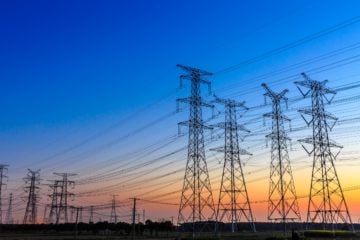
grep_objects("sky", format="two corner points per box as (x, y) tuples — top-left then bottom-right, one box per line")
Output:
(1, 0), (360, 224)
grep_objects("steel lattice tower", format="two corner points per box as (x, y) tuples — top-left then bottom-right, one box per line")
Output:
(262, 84), (301, 232)
(295, 73), (353, 231)
(79, 207), (83, 223)
(110, 195), (118, 223)
(89, 206), (94, 223)
(176, 64), (216, 233)
(0, 164), (8, 224)
(23, 169), (41, 224)
(55, 172), (76, 224)
(48, 180), (59, 224)
(43, 205), (48, 223)
(211, 95), (255, 232)
(6, 193), (13, 224)
(70, 207), (75, 223)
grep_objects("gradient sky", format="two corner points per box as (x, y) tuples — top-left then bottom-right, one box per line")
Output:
(1, 0), (360, 223)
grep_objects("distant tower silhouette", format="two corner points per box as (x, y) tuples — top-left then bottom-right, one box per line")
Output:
(6, 193), (13, 224)
(176, 64), (216, 234)
(0, 164), (8, 224)
(295, 73), (353, 231)
(79, 207), (83, 223)
(43, 205), (48, 223)
(262, 84), (301, 232)
(110, 195), (118, 223)
(89, 206), (94, 223)
(211, 95), (255, 232)
(70, 207), (75, 223)
(48, 180), (59, 224)
(54, 173), (76, 224)
(23, 169), (41, 224)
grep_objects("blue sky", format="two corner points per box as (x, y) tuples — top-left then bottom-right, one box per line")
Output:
(2, 0), (359, 130)
(1, 0), (360, 222)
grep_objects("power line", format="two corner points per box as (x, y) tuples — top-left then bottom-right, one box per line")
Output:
(215, 15), (360, 74)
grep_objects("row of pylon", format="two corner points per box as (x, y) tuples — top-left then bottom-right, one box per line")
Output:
(0, 167), (133, 225)
(176, 64), (353, 234)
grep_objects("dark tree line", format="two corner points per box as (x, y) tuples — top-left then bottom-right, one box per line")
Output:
(0, 220), (175, 236)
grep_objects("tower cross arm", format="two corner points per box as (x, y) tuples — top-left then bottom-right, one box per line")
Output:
(262, 83), (289, 100)
(53, 173), (77, 177)
(178, 120), (213, 130)
(177, 97), (214, 109)
(265, 132), (290, 141)
(296, 72), (336, 96)
(212, 94), (249, 110)
(299, 108), (338, 121)
(210, 146), (252, 155)
(211, 122), (250, 133)
(263, 112), (291, 122)
(176, 64), (213, 76)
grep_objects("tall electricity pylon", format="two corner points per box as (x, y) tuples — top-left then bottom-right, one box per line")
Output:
(211, 95), (255, 232)
(176, 64), (216, 233)
(262, 84), (301, 232)
(6, 193), (13, 224)
(48, 180), (59, 223)
(110, 195), (118, 223)
(295, 73), (353, 231)
(23, 169), (41, 224)
(79, 207), (83, 223)
(70, 206), (75, 223)
(89, 206), (94, 223)
(0, 164), (8, 224)
(55, 172), (76, 224)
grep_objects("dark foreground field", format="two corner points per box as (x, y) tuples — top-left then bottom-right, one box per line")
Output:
(1, 232), (360, 240)
(1, 222), (360, 240)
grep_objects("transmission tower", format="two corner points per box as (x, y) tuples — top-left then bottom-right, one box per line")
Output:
(70, 206), (75, 223)
(211, 95), (255, 232)
(89, 206), (94, 223)
(79, 207), (83, 223)
(131, 197), (137, 240)
(0, 164), (8, 224)
(176, 64), (216, 233)
(6, 193), (13, 224)
(48, 180), (59, 223)
(110, 195), (118, 223)
(54, 172), (76, 224)
(262, 84), (301, 232)
(23, 169), (41, 224)
(43, 205), (48, 224)
(295, 73), (353, 231)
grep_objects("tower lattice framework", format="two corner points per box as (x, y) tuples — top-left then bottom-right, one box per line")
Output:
(55, 172), (76, 224)
(176, 64), (216, 232)
(110, 195), (118, 223)
(0, 164), (8, 224)
(211, 95), (255, 232)
(48, 180), (59, 223)
(79, 207), (83, 223)
(23, 169), (41, 224)
(89, 206), (94, 223)
(295, 73), (353, 230)
(6, 193), (13, 224)
(262, 84), (301, 231)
